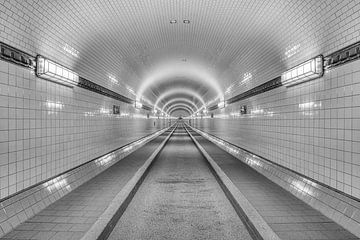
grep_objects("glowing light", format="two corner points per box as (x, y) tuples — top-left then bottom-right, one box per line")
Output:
(218, 101), (226, 109)
(126, 86), (136, 95)
(250, 108), (264, 115)
(84, 111), (95, 117)
(133, 113), (147, 118)
(45, 100), (64, 115)
(43, 177), (71, 193)
(134, 101), (143, 109)
(299, 101), (322, 116)
(242, 72), (252, 83)
(95, 153), (115, 166)
(285, 44), (300, 58)
(195, 105), (207, 114)
(169, 107), (192, 116)
(225, 83), (235, 95)
(46, 100), (64, 110)
(162, 98), (199, 112)
(291, 179), (315, 196)
(136, 61), (223, 102)
(281, 56), (323, 87)
(123, 146), (133, 152)
(166, 103), (195, 114)
(120, 112), (130, 117)
(109, 75), (118, 84)
(213, 114), (229, 119)
(207, 97), (218, 106)
(36, 56), (79, 87)
(100, 108), (111, 115)
(142, 97), (152, 105)
(154, 88), (206, 110)
(299, 101), (322, 110)
(227, 146), (239, 155)
(230, 112), (241, 117)
(266, 111), (275, 117)
(63, 44), (79, 57)
(245, 156), (262, 167)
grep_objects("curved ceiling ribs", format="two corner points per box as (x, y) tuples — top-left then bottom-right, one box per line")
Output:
(26, 0), (330, 117)
(169, 107), (192, 116)
(162, 98), (199, 113)
(136, 62), (224, 109)
(166, 103), (194, 114)
(154, 88), (206, 112)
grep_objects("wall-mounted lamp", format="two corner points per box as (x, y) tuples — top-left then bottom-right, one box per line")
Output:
(134, 101), (143, 109)
(218, 101), (226, 109)
(36, 55), (79, 87)
(281, 55), (323, 87)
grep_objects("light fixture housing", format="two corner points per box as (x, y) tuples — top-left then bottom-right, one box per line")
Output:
(36, 55), (79, 87)
(170, 20), (177, 24)
(218, 101), (226, 109)
(183, 19), (190, 24)
(281, 55), (323, 87)
(134, 101), (143, 109)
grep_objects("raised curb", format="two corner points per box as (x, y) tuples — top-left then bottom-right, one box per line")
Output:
(188, 124), (360, 238)
(0, 126), (170, 238)
(80, 126), (177, 240)
(185, 126), (281, 240)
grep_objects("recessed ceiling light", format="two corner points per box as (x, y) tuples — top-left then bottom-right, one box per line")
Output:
(170, 20), (177, 24)
(183, 20), (190, 24)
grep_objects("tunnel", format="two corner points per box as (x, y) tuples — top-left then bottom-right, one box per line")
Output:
(1, 1), (360, 239)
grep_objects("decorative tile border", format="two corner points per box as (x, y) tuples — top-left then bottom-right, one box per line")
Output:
(188, 125), (360, 238)
(0, 127), (169, 237)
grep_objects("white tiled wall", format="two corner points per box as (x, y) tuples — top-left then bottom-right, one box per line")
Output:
(190, 125), (360, 237)
(193, 59), (360, 200)
(0, 60), (167, 200)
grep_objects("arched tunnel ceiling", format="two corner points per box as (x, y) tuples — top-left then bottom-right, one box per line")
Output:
(170, 107), (192, 117)
(3, 0), (355, 116)
(167, 103), (194, 115)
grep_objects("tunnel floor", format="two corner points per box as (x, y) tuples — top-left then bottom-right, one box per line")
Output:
(107, 126), (252, 240)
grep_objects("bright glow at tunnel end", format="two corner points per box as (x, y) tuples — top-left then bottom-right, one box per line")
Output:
(135, 61), (224, 104)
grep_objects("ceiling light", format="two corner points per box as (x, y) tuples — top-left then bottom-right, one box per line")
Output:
(183, 20), (190, 24)
(281, 55), (323, 87)
(36, 55), (79, 87)
(170, 20), (177, 24)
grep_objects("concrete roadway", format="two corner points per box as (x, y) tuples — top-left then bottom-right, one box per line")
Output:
(108, 125), (252, 240)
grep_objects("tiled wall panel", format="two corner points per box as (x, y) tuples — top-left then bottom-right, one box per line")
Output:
(0, 60), (168, 200)
(0, 126), (168, 237)
(193, 59), (360, 200)
(189, 125), (360, 237)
